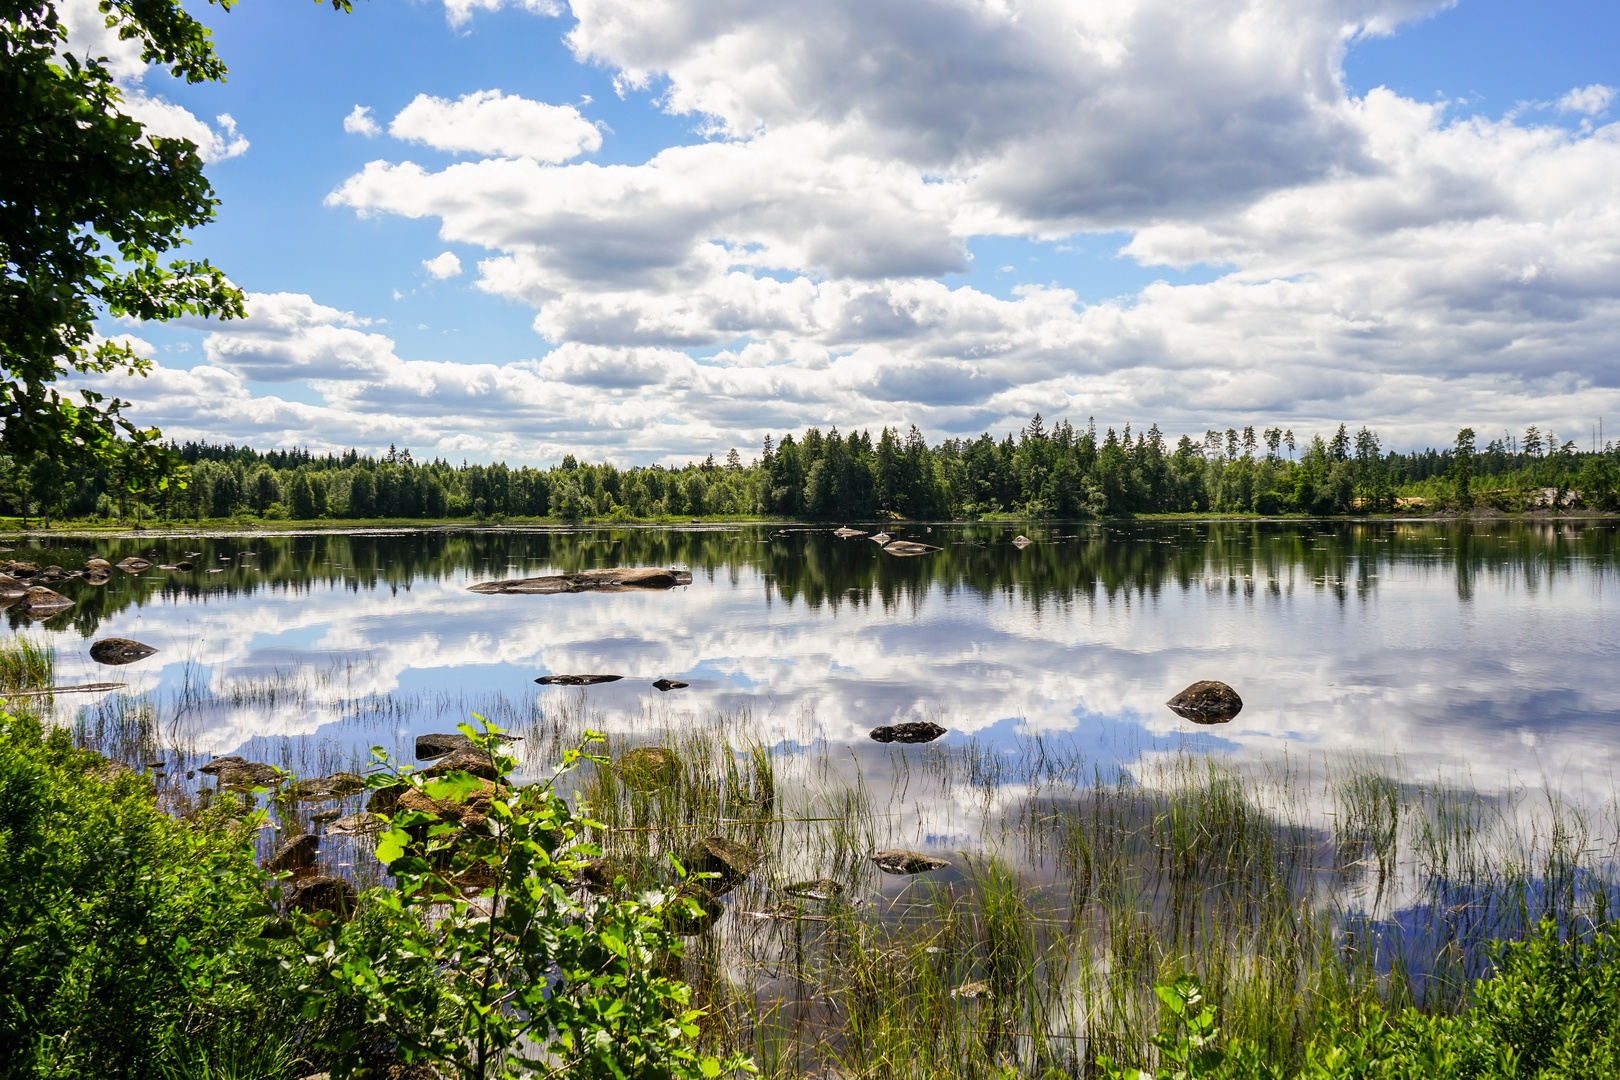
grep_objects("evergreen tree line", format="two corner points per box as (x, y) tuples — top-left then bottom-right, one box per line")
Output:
(3, 419), (1617, 524)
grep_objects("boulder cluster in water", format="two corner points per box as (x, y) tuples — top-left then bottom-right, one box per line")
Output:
(0, 552), (208, 620)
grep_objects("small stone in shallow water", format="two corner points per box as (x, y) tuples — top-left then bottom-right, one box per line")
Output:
(269, 833), (318, 874)
(18, 586), (73, 616)
(869, 721), (946, 745)
(951, 980), (994, 1000)
(327, 812), (384, 835)
(652, 678), (688, 691)
(420, 748), (498, 781)
(1012, 535), (1033, 548)
(535, 673), (623, 686)
(287, 875), (355, 918)
(783, 877), (845, 900)
(833, 527), (867, 538)
(1166, 680), (1244, 723)
(89, 638), (158, 665)
(310, 809), (342, 824)
(883, 541), (940, 556)
(688, 835), (757, 895)
(870, 849), (949, 875)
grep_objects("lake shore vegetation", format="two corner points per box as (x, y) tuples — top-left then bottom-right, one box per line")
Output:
(5, 419), (1618, 528)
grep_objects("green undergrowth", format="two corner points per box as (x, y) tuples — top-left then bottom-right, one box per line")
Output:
(1102, 923), (1620, 1079)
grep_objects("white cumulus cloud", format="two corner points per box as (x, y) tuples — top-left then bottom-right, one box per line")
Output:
(388, 90), (601, 162)
(422, 252), (464, 279)
(344, 105), (382, 136)
(441, 0), (559, 28)
(1558, 84), (1616, 116)
(121, 93), (249, 162)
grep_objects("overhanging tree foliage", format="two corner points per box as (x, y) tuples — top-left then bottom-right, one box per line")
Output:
(1, 0), (252, 491)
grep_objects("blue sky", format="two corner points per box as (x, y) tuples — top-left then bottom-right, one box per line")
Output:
(72, 0), (1620, 463)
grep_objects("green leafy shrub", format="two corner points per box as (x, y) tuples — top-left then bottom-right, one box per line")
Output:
(299, 719), (757, 1080)
(0, 714), (289, 1078)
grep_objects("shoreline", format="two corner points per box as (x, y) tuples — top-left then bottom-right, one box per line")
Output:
(1, 506), (1615, 540)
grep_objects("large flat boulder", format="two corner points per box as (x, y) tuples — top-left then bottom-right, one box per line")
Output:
(469, 566), (692, 594)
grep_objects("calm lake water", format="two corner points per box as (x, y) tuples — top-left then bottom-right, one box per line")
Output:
(15, 518), (1620, 1055)
(9, 518), (1620, 790)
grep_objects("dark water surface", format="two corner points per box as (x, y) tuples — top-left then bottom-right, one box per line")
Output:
(9, 518), (1619, 787)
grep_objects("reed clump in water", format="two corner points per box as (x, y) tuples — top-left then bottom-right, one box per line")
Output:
(0, 636), (54, 693)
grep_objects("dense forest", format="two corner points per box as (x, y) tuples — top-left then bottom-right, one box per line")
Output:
(5, 418), (1617, 523)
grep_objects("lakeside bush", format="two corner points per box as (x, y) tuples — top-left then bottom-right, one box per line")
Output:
(0, 712), (747, 1079)
(0, 712), (296, 1077)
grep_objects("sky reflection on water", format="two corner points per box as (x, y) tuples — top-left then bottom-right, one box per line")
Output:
(8, 518), (1619, 789)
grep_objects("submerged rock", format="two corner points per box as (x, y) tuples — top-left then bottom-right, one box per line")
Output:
(310, 809), (342, 825)
(174, 561), (195, 571)
(951, 980), (995, 1000)
(269, 833), (319, 875)
(294, 772), (367, 800)
(366, 785), (403, 815)
(287, 875), (355, 918)
(326, 812), (384, 835)
(420, 748), (499, 782)
(198, 755), (247, 774)
(1166, 680), (1244, 723)
(870, 849), (949, 875)
(579, 856), (618, 894)
(213, 760), (282, 789)
(89, 638), (158, 665)
(783, 877), (845, 901)
(869, 721), (947, 745)
(688, 835), (757, 895)
(1012, 535), (1033, 549)
(535, 674), (623, 686)
(416, 732), (474, 759)
(84, 558), (111, 572)
(833, 527), (867, 538)
(651, 678), (688, 692)
(2, 560), (38, 578)
(666, 881), (723, 935)
(116, 557), (153, 572)
(870, 532), (892, 544)
(396, 777), (502, 829)
(883, 541), (941, 557)
(615, 746), (681, 792)
(414, 731), (518, 759)
(470, 567), (693, 595)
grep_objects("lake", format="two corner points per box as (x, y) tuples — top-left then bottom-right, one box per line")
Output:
(11, 518), (1620, 788)
(9, 518), (1620, 1070)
